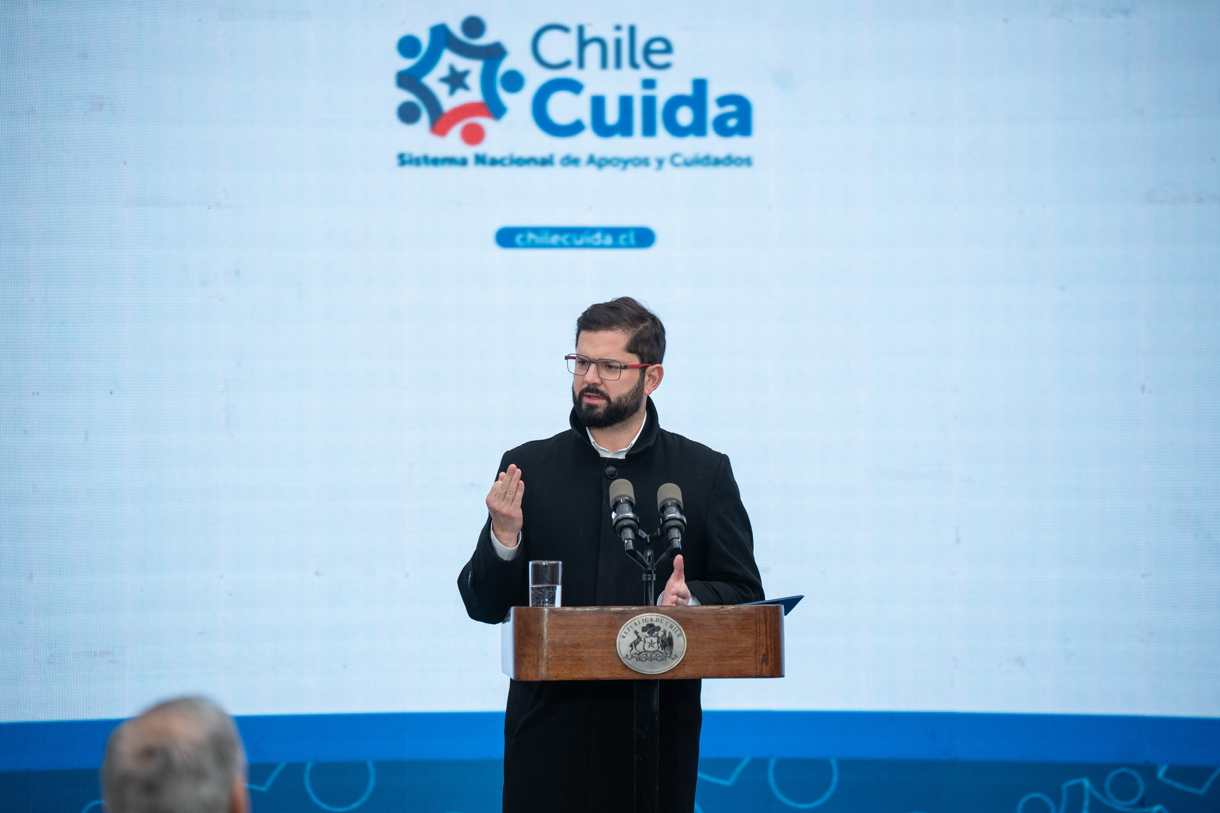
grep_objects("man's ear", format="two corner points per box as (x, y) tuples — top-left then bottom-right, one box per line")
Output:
(230, 774), (250, 813)
(644, 364), (664, 396)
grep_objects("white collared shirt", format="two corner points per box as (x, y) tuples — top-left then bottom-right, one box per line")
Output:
(584, 411), (647, 459)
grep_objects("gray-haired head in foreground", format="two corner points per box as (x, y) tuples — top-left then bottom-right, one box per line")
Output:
(102, 696), (247, 813)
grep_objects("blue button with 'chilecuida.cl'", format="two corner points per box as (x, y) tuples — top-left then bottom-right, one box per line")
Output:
(496, 227), (655, 249)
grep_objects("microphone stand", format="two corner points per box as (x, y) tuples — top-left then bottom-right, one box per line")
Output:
(619, 514), (684, 813)
(623, 529), (681, 607)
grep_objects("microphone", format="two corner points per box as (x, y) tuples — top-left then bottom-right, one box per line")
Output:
(657, 483), (686, 548)
(609, 479), (639, 550)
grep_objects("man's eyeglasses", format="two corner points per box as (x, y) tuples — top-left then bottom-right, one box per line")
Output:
(565, 354), (652, 380)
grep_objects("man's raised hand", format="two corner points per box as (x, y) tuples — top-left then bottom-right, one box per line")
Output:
(660, 554), (691, 606)
(486, 464), (524, 548)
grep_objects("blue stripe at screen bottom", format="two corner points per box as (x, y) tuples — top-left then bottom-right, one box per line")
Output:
(2, 711), (1218, 773)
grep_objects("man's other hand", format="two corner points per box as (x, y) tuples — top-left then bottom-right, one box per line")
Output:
(486, 464), (524, 548)
(660, 554), (691, 606)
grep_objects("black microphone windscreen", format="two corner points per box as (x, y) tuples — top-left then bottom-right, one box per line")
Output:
(657, 483), (683, 510)
(610, 479), (636, 504)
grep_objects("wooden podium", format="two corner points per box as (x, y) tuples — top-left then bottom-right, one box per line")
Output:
(502, 605), (785, 813)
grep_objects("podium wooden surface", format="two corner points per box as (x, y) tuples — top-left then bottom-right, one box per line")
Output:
(501, 604), (785, 681)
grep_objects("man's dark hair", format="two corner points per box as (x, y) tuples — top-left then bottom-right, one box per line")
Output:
(575, 297), (666, 364)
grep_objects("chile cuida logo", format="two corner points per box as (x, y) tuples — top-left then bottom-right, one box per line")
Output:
(396, 15), (753, 146)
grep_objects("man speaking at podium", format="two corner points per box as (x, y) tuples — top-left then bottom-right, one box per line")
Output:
(458, 296), (764, 813)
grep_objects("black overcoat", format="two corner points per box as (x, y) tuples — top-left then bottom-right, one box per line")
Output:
(458, 397), (765, 813)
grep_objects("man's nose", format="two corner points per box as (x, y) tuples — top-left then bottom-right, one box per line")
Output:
(583, 364), (603, 384)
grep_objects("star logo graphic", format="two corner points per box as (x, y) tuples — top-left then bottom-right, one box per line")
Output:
(439, 64), (471, 96)
(395, 15), (526, 146)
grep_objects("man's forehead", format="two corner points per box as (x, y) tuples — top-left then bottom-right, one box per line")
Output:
(576, 329), (635, 358)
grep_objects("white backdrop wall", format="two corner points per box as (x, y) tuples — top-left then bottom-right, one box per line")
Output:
(2, 0), (1218, 724)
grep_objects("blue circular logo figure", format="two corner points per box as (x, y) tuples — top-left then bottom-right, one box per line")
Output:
(397, 101), (422, 125)
(395, 16), (525, 146)
(461, 16), (485, 40)
(500, 69), (524, 94)
(397, 35), (422, 60)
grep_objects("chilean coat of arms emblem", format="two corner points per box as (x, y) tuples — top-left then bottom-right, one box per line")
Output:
(616, 614), (687, 675)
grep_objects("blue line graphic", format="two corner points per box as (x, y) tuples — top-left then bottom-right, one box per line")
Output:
(697, 756), (752, 786)
(1018, 771), (1169, 813)
(767, 757), (839, 809)
(247, 761), (286, 792)
(694, 755), (840, 810)
(1018, 794), (1056, 813)
(1157, 765), (1220, 795)
(303, 761), (376, 811)
(1106, 768), (1145, 807)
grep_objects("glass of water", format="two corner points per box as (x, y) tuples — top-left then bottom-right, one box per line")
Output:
(529, 560), (562, 608)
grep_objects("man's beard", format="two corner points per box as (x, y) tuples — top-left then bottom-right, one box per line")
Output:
(573, 373), (647, 429)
